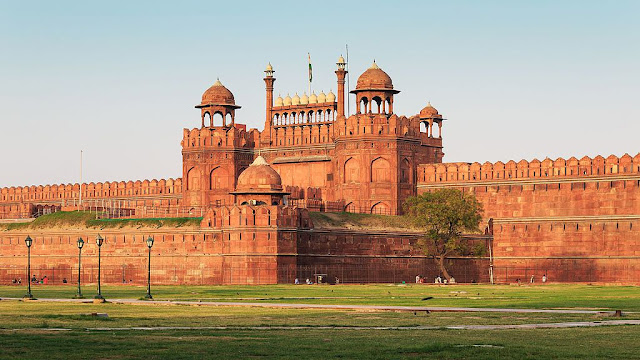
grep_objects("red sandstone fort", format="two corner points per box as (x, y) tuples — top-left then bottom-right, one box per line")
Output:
(1, 57), (638, 284)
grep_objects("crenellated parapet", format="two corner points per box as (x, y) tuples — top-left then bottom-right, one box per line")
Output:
(200, 204), (312, 230)
(0, 178), (183, 204)
(181, 124), (256, 150)
(418, 153), (640, 184)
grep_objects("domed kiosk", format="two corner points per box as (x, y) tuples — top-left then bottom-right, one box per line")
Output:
(196, 79), (241, 128)
(419, 102), (444, 138)
(231, 156), (288, 206)
(350, 61), (399, 114)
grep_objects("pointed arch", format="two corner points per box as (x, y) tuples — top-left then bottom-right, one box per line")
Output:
(400, 158), (411, 183)
(344, 157), (359, 183)
(186, 167), (200, 191)
(371, 202), (389, 215)
(371, 157), (390, 182)
(209, 166), (229, 190)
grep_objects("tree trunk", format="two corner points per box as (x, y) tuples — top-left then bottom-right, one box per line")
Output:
(437, 255), (452, 281)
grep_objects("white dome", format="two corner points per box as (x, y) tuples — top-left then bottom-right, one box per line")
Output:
(292, 93), (300, 106)
(300, 93), (309, 105)
(327, 90), (336, 102)
(284, 94), (292, 106)
(274, 94), (283, 107)
(309, 92), (318, 104)
(318, 91), (326, 103)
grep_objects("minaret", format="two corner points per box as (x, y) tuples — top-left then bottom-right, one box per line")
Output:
(335, 55), (347, 118)
(264, 63), (275, 129)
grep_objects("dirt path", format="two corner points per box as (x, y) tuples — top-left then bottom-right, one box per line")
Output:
(1, 296), (622, 315)
(2, 320), (640, 332)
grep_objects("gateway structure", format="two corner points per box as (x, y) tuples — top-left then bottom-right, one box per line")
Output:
(1, 57), (639, 284)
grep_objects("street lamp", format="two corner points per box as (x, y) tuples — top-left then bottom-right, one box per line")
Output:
(145, 236), (154, 300)
(23, 235), (34, 300)
(75, 238), (85, 299)
(95, 234), (105, 301)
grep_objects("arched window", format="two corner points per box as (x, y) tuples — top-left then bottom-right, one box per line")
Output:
(371, 202), (389, 215)
(372, 96), (382, 113)
(345, 202), (356, 213)
(359, 97), (368, 113)
(210, 167), (229, 190)
(186, 167), (200, 191)
(344, 158), (359, 183)
(400, 158), (411, 183)
(212, 112), (224, 127)
(371, 157), (391, 182)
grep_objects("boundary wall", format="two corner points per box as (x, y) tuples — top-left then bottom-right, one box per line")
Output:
(0, 227), (490, 285)
(418, 153), (640, 284)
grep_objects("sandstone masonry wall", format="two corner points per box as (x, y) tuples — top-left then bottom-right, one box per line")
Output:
(418, 153), (640, 283)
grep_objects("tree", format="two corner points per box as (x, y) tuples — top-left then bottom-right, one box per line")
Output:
(404, 188), (484, 281)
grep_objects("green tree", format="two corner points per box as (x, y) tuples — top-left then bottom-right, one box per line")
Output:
(404, 188), (484, 281)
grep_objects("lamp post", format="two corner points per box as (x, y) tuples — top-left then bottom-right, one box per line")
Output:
(95, 234), (104, 301)
(145, 236), (154, 300)
(75, 238), (85, 298)
(23, 236), (34, 300)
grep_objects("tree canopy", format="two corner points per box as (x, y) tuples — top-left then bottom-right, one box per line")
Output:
(404, 188), (484, 281)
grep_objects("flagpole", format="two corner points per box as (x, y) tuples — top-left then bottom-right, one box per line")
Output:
(308, 53), (312, 95)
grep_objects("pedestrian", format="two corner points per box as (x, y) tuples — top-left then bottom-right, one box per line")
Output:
(294, 278), (299, 285)
(542, 274), (547, 283)
(530, 275), (535, 283)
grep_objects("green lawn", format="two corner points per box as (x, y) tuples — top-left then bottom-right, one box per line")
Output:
(2, 284), (639, 311)
(0, 301), (627, 330)
(1, 284), (640, 359)
(1, 327), (639, 359)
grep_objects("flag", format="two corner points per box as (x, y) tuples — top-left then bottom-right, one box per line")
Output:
(308, 53), (312, 83)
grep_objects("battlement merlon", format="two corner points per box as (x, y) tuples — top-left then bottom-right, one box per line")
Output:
(418, 153), (640, 184)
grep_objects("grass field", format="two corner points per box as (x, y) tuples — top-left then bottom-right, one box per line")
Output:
(2, 283), (640, 310)
(1, 284), (639, 359)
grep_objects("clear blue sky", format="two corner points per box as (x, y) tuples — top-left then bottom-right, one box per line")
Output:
(1, 1), (638, 187)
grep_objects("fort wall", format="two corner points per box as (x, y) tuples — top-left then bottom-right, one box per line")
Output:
(418, 153), (640, 283)
(0, 178), (183, 219)
(0, 226), (489, 285)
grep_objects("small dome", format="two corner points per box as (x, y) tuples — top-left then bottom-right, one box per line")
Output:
(326, 90), (336, 102)
(309, 92), (318, 104)
(318, 91), (326, 103)
(355, 61), (393, 91)
(300, 93), (309, 105)
(235, 156), (283, 193)
(201, 79), (236, 105)
(337, 55), (345, 64)
(274, 94), (283, 107)
(284, 94), (292, 106)
(292, 93), (300, 106)
(419, 102), (442, 119)
(265, 62), (273, 72)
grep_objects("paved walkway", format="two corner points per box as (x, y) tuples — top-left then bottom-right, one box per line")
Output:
(0, 297), (621, 315)
(2, 320), (640, 332)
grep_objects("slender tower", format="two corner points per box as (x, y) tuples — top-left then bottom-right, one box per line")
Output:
(264, 63), (276, 144)
(335, 56), (347, 118)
